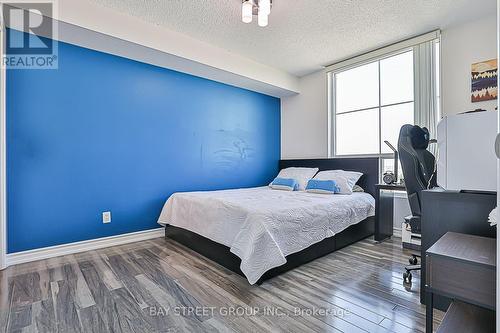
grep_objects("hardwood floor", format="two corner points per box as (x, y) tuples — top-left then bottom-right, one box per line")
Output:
(0, 236), (443, 332)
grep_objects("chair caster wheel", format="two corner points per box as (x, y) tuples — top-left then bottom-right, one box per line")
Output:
(403, 271), (412, 284)
(409, 256), (418, 265)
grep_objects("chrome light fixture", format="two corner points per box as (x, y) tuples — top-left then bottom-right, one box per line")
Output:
(241, 1), (253, 23)
(241, 0), (272, 27)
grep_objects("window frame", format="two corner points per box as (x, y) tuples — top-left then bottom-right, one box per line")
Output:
(329, 47), (415, 159)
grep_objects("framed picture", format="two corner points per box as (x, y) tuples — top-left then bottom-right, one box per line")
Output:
(471, 59), (498, 102)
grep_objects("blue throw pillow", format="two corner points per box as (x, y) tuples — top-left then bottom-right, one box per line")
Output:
(306, 179), (340, 194)
(270, 177), (298, 191)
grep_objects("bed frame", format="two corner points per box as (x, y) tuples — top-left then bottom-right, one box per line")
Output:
(164, 157), (380, 284)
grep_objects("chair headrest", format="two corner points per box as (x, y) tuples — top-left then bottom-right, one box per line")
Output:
(400, 125), (430, 150)
(409, 126), (430, 150)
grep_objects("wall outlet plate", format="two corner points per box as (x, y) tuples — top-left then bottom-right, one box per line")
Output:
(102, 211), (111, 224)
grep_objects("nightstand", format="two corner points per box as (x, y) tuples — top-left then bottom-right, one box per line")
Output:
(374, 183), (406, 242)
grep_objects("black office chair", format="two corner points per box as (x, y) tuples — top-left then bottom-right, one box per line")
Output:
(398, 125), (437, 284)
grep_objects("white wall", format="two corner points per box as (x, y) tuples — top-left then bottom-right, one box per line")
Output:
(496, 1), (499, 328)
(393, 193), (411, 236)
(441, 15), (498, 116)
(281, 70), (328, 159)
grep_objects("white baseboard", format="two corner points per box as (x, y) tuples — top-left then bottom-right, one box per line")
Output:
(6, 227), (165, 267)
(393, 227), (402, 238)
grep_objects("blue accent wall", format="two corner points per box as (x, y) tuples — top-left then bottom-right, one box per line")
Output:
(7, 38), (280, 253)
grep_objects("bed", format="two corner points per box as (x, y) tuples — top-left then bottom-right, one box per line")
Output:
(158, 157), (379, 284)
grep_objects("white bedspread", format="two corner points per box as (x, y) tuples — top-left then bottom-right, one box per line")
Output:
(157, 187), (375, 284)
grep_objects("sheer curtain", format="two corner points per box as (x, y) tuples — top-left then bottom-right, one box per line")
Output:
(413, 40), (439, 155)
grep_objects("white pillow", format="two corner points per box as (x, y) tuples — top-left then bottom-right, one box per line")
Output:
(352, 185), (365, 193)
(272, 167), (319, 191)
(313, 170), (363, 194)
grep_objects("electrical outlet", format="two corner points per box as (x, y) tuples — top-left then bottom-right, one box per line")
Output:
(102, 211), (111, 224)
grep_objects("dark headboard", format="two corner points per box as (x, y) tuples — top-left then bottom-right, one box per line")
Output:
(279, 157), (380, 197)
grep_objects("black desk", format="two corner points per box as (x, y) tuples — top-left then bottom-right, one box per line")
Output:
(425, 232), (496, 333)
(420, 188), (496, 309)
(374, 183), (406, 242)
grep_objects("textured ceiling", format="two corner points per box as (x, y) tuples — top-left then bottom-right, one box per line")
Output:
(88, 0), (497, 77)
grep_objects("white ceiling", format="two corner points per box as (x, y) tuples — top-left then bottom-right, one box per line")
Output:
(88, 0), (496, 77)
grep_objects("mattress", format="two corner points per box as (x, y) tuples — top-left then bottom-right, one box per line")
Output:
(157, 186), (375, 284)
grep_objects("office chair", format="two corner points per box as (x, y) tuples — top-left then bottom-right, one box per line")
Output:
(398, 125), (437, 284)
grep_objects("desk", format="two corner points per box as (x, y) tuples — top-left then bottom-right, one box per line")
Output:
(374, 183), (406, 242)
(425, 232), (496, 332)
(420, 188), (496, 308)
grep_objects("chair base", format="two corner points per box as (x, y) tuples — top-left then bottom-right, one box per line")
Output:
(408, 254), (419, 265)
(403, 264), (421, 284)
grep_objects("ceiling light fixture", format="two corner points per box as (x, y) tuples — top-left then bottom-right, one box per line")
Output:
(258, 7), (268, 27)
(260, 0), (271, 15)
(241, 0), (272, 27)
(241, 1), (253, 23)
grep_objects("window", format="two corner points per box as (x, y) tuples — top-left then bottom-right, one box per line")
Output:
(332, 50), (414, 156)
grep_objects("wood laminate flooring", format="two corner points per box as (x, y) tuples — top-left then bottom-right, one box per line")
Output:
(0, 236), (443, 332)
